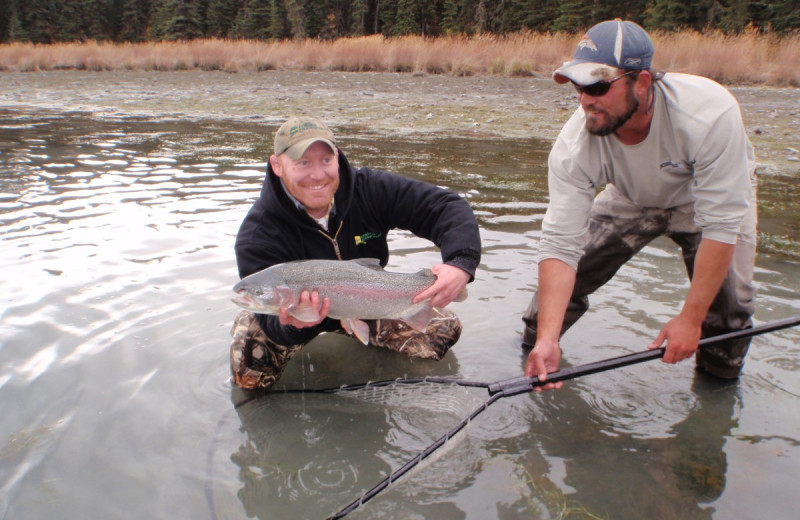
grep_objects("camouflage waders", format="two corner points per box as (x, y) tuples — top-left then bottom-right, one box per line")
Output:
(522, 184), (756, 379)
(230, 309), (462, 390)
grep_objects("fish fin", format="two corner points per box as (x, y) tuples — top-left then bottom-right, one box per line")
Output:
(454, 286), (468, 302)
(289, 302), (321, 323)
(351, 258), (384, 271)
(402, 305), (437, 332)
(342, 319), (370, 344)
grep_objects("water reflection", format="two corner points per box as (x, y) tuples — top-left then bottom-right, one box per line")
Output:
(222, 334), (483, 519)
(232, 393), (378, 519)
(510, 374), (741, 520)
(1, 107), (799, 520)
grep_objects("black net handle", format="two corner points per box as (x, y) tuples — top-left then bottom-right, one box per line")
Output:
(326, 315), (800, 519)
(489, 315), (800, 396)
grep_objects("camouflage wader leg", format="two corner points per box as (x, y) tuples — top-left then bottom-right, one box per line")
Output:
(669, 231), (756, 379)
(522, 181), (757, 379)
(368, 308), (462, 360)
(230, 311), (304, 390)
(522, 184), (668, 346)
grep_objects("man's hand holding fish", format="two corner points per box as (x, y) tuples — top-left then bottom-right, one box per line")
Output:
(277, 290), (331, 328)
(412, 263), (472, 309)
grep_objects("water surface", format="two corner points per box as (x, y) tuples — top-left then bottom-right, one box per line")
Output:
(1, 108), (799, 520)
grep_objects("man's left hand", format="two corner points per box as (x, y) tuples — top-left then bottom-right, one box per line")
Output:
(412, 264), (470, 308)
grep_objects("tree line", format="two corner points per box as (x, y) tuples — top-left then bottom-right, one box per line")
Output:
(1, 0), (798, 44)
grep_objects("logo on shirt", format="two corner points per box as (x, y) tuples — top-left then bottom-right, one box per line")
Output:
(354, 232), (382, 246)
(660, 159), (693, 173)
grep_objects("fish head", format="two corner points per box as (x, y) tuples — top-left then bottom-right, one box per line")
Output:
(231, 268), (295, 315)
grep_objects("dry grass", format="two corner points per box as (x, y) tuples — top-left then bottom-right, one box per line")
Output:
(652, 30), (800, 86)
(1, 31), (798, 86)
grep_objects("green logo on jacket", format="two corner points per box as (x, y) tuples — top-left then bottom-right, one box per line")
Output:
(354, 232), (382, 246)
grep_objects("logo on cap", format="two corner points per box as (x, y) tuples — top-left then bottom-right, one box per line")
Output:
(289, 121), (326, 137)
(577, 36), (598, 53)
(274, 116), (336, 159)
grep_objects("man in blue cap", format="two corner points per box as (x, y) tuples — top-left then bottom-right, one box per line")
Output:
(521, 20), (757, 388)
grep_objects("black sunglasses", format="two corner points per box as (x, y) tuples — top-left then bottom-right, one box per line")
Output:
(572, 70), (637, 97)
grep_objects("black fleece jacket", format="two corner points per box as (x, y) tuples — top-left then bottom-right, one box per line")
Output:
(235, 150), (482, 345)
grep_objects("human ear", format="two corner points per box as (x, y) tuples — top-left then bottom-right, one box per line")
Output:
(637, 70), (653, 94)
(269, 155), (283, 177)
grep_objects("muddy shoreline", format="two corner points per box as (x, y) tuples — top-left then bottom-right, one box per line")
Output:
(1, 69), (798, 175)
(1, 69), (799, 257)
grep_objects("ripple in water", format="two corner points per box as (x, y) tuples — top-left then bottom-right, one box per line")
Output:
(579, 377), (697, 438)
(296, 460), (359, 495)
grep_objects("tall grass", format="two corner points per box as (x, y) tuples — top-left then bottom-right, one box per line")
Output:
(1, 31), (798, 86)
(653, 30), (800, 85)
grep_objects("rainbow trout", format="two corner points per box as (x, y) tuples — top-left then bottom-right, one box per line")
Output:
(232, 258), (465, 343)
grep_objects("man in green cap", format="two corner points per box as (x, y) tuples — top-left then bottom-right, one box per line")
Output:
(230, 116), (482, 390)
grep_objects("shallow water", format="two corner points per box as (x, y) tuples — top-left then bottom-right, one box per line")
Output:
(1, 108), (799, 520)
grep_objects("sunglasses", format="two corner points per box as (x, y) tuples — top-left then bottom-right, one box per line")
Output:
(572, 70), (637, 97)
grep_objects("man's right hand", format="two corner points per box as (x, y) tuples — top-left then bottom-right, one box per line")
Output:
(279, 290), (330, 328)
(523, 258), (575, 391)
(524, 338), (563, 391)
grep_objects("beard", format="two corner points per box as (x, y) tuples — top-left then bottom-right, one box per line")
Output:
(585, 88), (640, 136)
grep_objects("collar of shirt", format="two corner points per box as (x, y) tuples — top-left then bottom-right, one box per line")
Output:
(279, 181), (336, 229)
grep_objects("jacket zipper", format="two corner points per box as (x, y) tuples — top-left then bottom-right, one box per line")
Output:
(317, 220), (344, 260)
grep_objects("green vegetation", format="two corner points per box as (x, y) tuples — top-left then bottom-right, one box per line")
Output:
(0, 0), (798, 44)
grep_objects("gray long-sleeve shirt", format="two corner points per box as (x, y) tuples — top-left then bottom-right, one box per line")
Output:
(540, 72), (757, 269)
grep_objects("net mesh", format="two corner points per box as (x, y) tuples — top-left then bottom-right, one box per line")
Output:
(334, 381), (482, 417)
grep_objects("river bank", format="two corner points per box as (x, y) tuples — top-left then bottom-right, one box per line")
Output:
(1, 69), (798, 174)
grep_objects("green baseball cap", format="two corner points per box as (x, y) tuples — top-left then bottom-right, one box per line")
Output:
(273, 116), (336, 160)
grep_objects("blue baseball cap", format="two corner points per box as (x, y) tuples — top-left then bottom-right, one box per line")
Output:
(553, 20), (654, 86)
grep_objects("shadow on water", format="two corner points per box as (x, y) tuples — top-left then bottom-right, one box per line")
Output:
(507, 368), (743, 520)
(1, 108), (799, 520)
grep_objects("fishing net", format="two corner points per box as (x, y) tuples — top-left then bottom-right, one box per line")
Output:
(334, 381), (483, 418)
